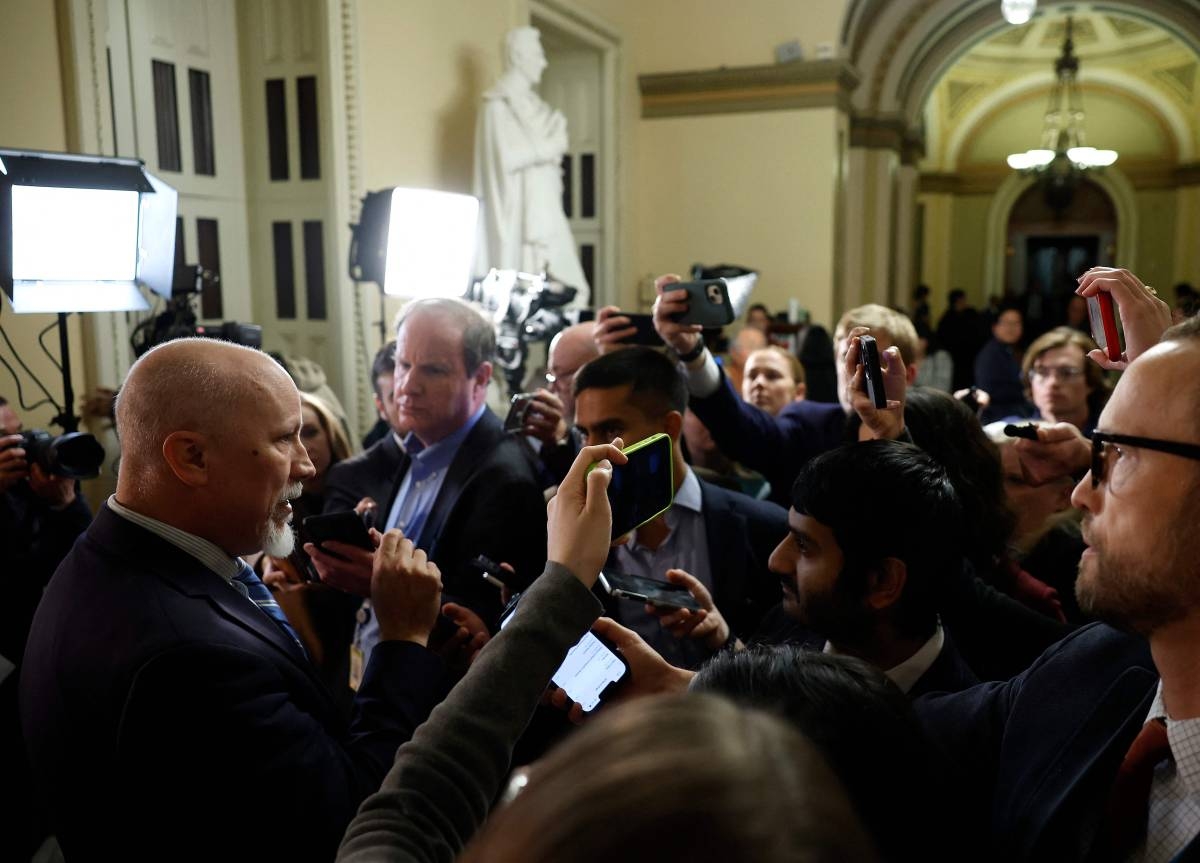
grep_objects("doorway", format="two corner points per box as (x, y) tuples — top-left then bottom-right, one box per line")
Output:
(1007, 178), (1116, 337)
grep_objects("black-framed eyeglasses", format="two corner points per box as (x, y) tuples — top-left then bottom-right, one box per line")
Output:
(1091, 431), (1200, 488)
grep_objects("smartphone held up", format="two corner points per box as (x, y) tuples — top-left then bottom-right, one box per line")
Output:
(1087, 292), (1123, 362)
(857, 335), (887, 409)
(590, 433), (675, 541)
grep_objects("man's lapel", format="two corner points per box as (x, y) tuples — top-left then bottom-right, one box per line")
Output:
(1019, 667), (1158, 861)
(417, 408), (501, 554)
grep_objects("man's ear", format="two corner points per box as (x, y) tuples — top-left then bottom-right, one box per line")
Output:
(664, 410), (684, 442)
(473, 361), (493, 392)
(904, 361), (919, 385)
(794, 381), (807, 401)
(865, 557), (907, 612)
(374, 393), (386, 422)
(162, 431), (211, 488)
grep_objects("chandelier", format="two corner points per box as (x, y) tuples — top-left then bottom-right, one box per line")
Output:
(1005, 17), (1118, 210)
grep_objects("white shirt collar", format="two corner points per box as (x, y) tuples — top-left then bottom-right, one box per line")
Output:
(672, 466), (702, 514)
(107, 495), (242, 582)
(823, 624), (945, 695)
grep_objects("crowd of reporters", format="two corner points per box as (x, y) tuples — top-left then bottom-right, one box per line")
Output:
(7, 264), (1199, 862)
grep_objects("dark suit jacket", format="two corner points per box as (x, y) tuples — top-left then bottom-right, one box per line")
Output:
(914, 624), (1196, 862)
(688, 370), (847, 507)
(323, 433), (405, 515)
(696, 479), (788, 636)
(384, 407), (547, 625)
(20, 506), (445, 862)
(908, 630), (979, 698)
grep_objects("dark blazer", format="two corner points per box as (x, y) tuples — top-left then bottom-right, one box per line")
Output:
(323, 433), (405, 514)
(908, 630), (979, 698)
(914, 623), (1192, 862)
(688, 370), (847, 507)
(20, 506), (445, 862)
(697, 478), (788, 636)
(384, 407), (547, 625)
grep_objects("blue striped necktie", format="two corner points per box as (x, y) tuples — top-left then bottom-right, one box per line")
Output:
(233, 561), (308, 660)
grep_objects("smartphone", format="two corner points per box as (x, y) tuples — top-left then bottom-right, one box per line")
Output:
(595, 432), (675, 541)
(1087, 292), (1123, 362)
(504, 392), (537, 433)
(598, 571), (704, 612)
(858, 335), (887, 409)
(499, 600), (629, 712)
(301, 511), (373, 562)
(615, 313), (665, 346)
(669, 279), (735, 328)
(471, 554), (514, 590)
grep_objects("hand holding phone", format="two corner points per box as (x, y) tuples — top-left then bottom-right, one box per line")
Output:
(1086, 292), (1122, 363)
(597, 433), (675, 541)
(1076, 267), (1172, 370)
(302, 511), (374, 562)
(504, 393), (537, 433)
(594, 306), (663, 351)
(857, 335), (887, 409)
(500, 599), (628, 712)
(598, 570), (703, 612)
(667, 279), (735, 328)
(471, 554), (515, 590)
(546, 441), (629, 590)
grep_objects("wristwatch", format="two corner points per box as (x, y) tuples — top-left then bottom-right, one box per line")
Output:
(675, 335), (706, 364)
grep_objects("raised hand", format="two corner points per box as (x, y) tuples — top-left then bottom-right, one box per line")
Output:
(651, 274), (703, 359)
(843, 327), (907, 440)
(592, 305), (637, 354)
(546, 441), (627, 587)
(1076, 267), (1172, 370)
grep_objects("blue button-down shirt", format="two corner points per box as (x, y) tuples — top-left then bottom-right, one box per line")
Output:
(384, 403), (487, 541)
(355, 403), (487, 670)
(611, 467), (713, 669)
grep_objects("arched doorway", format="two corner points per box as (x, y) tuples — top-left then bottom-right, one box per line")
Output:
(1005, 178), (1116, 335)
(839, 0), (1200, 311)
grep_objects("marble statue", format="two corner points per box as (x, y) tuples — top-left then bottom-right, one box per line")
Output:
(473, 27), (590, 305)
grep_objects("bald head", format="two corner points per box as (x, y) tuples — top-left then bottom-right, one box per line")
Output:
(113, 338), (315, 555)
(116, 339), (293, 486)
(548, 322), (599, 418)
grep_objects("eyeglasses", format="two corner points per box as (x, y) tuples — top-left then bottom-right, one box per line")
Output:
(1030, 365), (1085, 382)
(1091, 431), (1200, 489)
(545, 368), (578, 387)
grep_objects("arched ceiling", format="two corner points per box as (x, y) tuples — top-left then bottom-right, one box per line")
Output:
(842, 0), (1200, 171)
(921, 7), (1198, 172)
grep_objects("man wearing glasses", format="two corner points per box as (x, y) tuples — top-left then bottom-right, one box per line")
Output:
(917, 282), (1200, 862)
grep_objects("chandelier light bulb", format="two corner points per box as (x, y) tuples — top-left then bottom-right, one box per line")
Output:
(1001, 0), (1037, 25)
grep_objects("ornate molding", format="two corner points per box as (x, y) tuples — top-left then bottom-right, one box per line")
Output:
(1177, 161), (1200, 186)
(638, 60), (859, 118)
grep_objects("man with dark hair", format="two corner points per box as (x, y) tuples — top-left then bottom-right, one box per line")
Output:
(572, 346), (786, 667)
(771, 440), (977, 696)
(653, 439), (977, 696)
(310, 298), (547, 664)
(324, 341), (407, 513)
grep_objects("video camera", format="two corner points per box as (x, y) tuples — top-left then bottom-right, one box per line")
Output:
(469, 269), (578, 395)
(11, 429), (105, 479)
(130, 265), (262, 357)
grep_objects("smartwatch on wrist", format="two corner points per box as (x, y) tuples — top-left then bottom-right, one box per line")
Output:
(675, 335), (706, 364)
